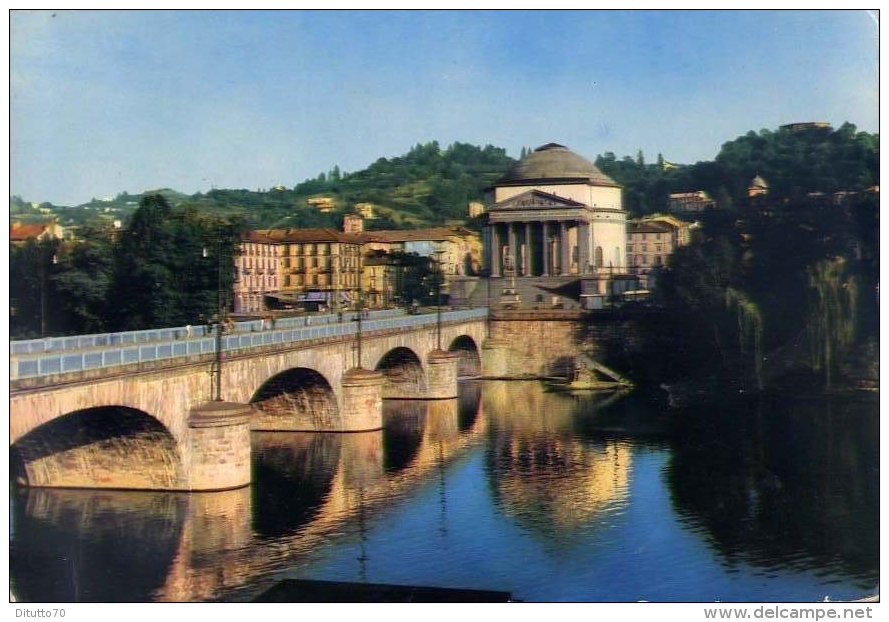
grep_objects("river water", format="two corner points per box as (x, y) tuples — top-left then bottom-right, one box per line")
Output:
(9, 381), (879, 602)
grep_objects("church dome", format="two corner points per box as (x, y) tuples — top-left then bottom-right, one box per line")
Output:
(498, 143), (620, 187)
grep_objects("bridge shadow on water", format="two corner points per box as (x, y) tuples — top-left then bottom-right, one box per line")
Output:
(9, 379), (487, 602)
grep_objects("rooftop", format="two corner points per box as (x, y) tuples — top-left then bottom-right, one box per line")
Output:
(10, 222), (53, 241)
(497, 143), (620, 188)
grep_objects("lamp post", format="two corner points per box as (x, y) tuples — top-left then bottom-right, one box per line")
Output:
(39, 248), (58, 337)
(204, 242), (225, 402)
(434, 248), (445, 351)
(331, 252), (339, 317)
(479, 267), (491, 338)
(356, 246), (363, 367)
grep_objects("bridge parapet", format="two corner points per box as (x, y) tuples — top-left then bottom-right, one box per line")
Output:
(11, 308), (488, 384)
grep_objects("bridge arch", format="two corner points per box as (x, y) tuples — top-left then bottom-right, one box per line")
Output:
(250, 367), (341, 431)
(448, 335), (482, 378)
(11, 406), (185, 490)
(375, 347), (427, 399)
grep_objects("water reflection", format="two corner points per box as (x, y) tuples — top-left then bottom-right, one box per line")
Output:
(8, 381), (878, 602)
(10, 487), (186, 602)
(483, 381), (632, 536)
(457, 380), (482, 431)
(251, 432), (342, 538)
(9, 383), (487, 602)
(668, 394), (879, 590)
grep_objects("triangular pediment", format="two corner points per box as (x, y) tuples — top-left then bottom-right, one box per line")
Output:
(492, 189), (586, 211)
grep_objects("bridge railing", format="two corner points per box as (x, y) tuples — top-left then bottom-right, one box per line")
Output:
(9, 308), (407, 355)
(10, 307), (488, 380)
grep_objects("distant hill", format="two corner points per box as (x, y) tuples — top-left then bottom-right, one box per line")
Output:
(12, 141), (514, 231)
(184, 141), (514, 230)
(12, 123), (878, 229)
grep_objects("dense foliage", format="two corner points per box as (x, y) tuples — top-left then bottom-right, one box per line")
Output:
(643, 172), (878, 391)
(171, 141), (514, 231)
(597, 122), (879, 216)
(10, 195), (245, 337)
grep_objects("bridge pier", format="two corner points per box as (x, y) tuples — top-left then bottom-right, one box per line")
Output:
(339, 368), (385, 431)
(481, 338), (510, 378)
(425, 350), (460, 399)
(187, 401), (253, 491)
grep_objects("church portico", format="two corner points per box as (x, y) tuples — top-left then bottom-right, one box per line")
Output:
(483, 143), (631, 299)
(487, 217), (592, 277)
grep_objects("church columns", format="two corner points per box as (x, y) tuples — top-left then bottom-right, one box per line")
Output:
(559, 221), (570, 276)
(488, 219), (600, 278)
(524, 222), (533, 276)
(507, 223), (517, 275)
(489, 224), (501, 277)
(542, 222), (550, 276)
(578, 222), (590, 275)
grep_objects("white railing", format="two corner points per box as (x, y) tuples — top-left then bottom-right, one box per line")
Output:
(10, 307), (488, 380)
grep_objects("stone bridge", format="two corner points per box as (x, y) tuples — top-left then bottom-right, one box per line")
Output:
(10, 391), (490, 602)
(10, 311), (493, 492)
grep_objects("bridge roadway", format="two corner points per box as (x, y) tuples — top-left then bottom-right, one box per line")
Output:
(10, 308), (426, 380)
(10, 308), (493, 492)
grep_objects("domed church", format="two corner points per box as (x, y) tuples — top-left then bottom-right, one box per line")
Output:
(484, 143), (628, 281)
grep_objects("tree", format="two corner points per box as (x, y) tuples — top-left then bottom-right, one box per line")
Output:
(108, 194), (246, 330)
(10, 236), (61, 338)
(50, 221), (116, 334)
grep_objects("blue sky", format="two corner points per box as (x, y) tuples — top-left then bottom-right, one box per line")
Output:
(10, 9), (879, 206)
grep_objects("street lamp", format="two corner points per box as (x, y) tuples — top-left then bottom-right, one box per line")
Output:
(356, 246), (364, 367)
(203, 243), (225, 402)
(331, 252), (340, 318)
(434, 248), (445, 351)
(479, 267), (492, 338)
(40, 249), (58, 337)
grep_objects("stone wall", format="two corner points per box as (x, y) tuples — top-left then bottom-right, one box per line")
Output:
(489, 310), (645, 378)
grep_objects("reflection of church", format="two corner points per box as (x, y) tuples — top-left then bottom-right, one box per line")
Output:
(484, 143), (629, 282)
(483, 381), (631, 534)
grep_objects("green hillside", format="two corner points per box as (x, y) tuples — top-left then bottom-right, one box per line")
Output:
(12, 124), (878, 230)
(183, 141), (514, 230)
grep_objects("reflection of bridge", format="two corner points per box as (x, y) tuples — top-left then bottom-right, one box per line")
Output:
(10, 392), (489, 602)
(10, 309), (488, 491)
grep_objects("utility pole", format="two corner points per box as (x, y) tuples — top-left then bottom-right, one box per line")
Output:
(434, 248), (445, 351)
(39, 248), (57, 338)
(356, 246), (363, 367)
(204, 241), (225, 402)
